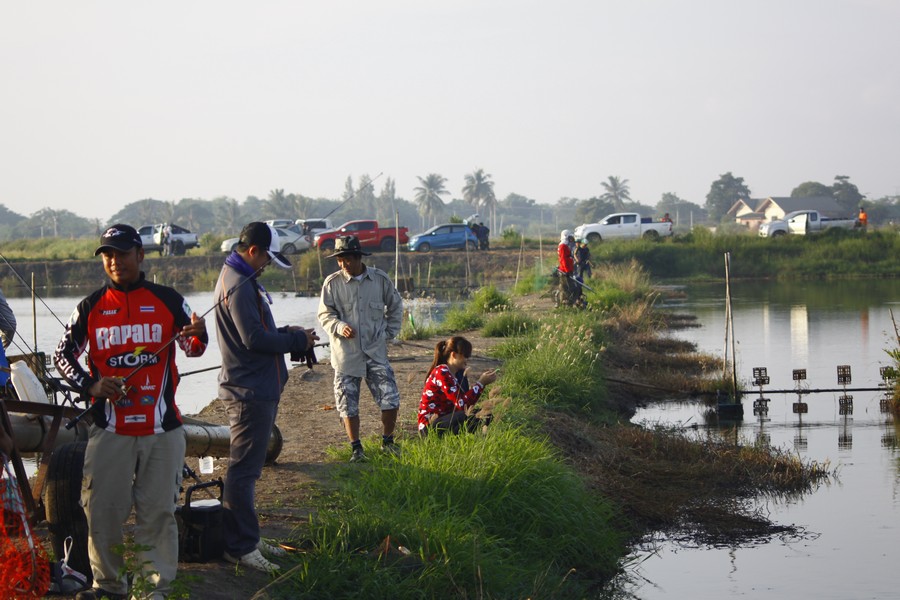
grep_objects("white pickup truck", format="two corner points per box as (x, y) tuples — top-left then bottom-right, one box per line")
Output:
(758, 210), (858, 238)
(574, 213), (673, 242)
(137, 223), (200, 255)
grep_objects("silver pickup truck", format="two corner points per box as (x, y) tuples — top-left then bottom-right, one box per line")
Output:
(137, 223), (200, 255)
(758, 210), (858, 238)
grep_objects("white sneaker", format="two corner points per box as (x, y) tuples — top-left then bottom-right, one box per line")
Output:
(224, 548), (282, 573)
(258, 540), (288, 557)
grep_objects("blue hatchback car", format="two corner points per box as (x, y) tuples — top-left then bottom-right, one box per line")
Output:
(408, 224), (479, 252)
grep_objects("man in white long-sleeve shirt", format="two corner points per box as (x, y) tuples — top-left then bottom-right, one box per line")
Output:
(318, 236), (403, 462)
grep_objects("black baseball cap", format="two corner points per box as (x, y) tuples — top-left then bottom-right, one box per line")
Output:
(95, 224), (143, 256)
(239, 222), (291, 269)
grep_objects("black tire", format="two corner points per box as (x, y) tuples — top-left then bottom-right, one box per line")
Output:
(320, 240), (335, 252)
(466, 240), (478, 251)
(380, 237), (396, 252)
(282, 243), (296, 255)
(586, 232), (601, 243)
(771, 230), (787, 238)
(642, 230), (660, 240)
(418, 242), (431, 253)
(173, 241), (185, 256)
(43, 441), (91, 582)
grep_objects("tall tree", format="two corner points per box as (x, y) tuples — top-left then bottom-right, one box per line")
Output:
(575, 197), (617, 225)
(600, 176), (631, 211)
(356, 174), (378, 218)
(0, 204), (25, 228)
(705, 172), (751, 222)
(378, 177), (397, 224)
(462, 168), (497, 231)
(790, 181), (832, 198)
(832, 175), (864, 214)
(413, 174), (448, 229)
(656, 192), (704, 225)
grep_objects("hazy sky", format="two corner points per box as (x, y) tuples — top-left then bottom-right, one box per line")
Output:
(2, 1), (898, 221)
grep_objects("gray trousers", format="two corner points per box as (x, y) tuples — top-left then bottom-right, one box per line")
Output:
(81, 426), (185, 597)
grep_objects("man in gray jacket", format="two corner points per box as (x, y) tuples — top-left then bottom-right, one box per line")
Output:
(215, 222), (318, 572)
(318, 236), (403, 462)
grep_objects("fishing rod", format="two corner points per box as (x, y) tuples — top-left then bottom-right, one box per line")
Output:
(178, 344), (330, 378)
(556, 268), (594, 292)
(321, 173), (384, 220)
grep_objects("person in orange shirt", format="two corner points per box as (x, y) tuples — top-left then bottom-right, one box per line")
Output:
(858, 207), (868, 230)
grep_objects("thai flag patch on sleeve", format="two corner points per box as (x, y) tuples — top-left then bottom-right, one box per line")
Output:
(140, 306), (155, 313)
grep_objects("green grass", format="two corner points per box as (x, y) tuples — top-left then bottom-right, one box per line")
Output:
(468, 285), (511, 313)
(495, 314), (614, 424)
(290, 430), (625, 599)
(591, 228), (900, 279)
(480, 311), (536, 337)
(438, 307), (485, 333)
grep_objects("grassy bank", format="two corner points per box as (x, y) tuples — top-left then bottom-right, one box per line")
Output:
(592, 228), (900, 280)
(257, 267), (829, 599)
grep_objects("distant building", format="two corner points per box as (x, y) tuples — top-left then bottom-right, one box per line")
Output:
(726, 196), (847, 231)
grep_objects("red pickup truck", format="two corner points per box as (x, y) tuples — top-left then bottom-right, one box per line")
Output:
(313, 220), (410, 252)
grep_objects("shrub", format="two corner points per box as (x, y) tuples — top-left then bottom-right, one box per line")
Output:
(468, 285), (510, 313)
(439, 307), (485, 332)
(481, 311), (536, 337)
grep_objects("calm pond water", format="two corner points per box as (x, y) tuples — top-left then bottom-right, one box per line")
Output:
(622, 280), (900, 599)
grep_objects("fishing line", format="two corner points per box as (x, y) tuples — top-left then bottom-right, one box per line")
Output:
(0, 251), (67, 329)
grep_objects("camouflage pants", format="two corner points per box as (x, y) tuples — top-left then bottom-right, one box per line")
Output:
(333, 359), (401, 418)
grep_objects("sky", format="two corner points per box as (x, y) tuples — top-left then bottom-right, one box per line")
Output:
(2, 0), (899, 221)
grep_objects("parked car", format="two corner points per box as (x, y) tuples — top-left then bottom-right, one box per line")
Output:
(264, 219), (296, 229)
(220, 225), (310, 254)
(573, 213), (673, 242)
(137, 223), (200, 256)
(313, 220), (409, 252)
(758, 210), (858, 238)
(408, 224), (479, 252)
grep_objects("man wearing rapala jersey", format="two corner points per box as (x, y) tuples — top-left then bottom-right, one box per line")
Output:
(54, 224), (207, 600)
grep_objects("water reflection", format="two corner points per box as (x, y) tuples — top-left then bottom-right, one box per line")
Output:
(629, 279), (900, 598)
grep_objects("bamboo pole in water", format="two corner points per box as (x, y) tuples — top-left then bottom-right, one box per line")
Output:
(723, 252), (738, 397)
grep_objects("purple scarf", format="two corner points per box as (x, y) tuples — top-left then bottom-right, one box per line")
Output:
(225, 251), (272, 304)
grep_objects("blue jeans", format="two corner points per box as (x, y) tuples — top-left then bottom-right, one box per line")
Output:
(222, 398), (278, 557)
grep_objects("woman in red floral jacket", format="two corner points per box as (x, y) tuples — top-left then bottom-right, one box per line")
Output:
(417, 336), (498, 435)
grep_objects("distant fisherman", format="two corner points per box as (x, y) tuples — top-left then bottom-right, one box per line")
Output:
(54, 224), (208, 600)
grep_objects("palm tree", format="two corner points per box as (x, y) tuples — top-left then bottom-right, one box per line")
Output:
(462, 168), (496, 230)
(413, 174), (448, 228)
(378, 177), (397, 224)
(266, 189), (294, 219)
(600, 176), (631, 211)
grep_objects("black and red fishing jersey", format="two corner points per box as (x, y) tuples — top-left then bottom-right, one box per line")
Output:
(54, 274), (207, 436)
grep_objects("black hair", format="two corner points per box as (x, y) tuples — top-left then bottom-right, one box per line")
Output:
(427, 336), (473, 382)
